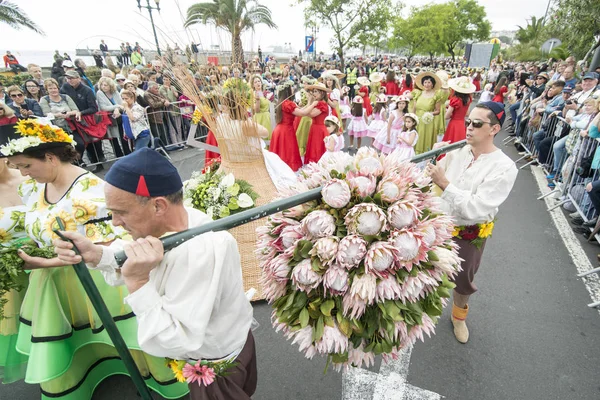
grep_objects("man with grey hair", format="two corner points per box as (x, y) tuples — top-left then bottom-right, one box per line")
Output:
(144, 81), (171, 146)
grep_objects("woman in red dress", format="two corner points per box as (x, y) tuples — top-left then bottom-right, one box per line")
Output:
(383, 70), (400, 96)
(205, 127), (220, 164)
(270, 83), (318, 171)
(472, 70), (482, 92)
(492, 76), (508, 104)
(357, 77), (373, 117)
(399, 71), (413, 94)
(443, 77), (476, 143)
(303, 83), (332, 164)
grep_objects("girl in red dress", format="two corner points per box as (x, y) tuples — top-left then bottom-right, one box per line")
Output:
(472, 71), (482, 92)
(383, 70), (400, 96)
(270, 83), (318, 171)
(492, 76), (508, 104)
(357, 77), (373, 117)
(399, 72), (413, 94)
(443, 77), (476, 143)
(303, 83), (332, 164)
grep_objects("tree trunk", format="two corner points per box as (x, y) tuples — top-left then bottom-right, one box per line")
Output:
(339, 50), (345, 72)
(448, 45), (456, 61)
(232, 33), (244, 65)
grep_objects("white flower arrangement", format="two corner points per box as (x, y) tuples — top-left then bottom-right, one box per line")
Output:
(0, 136), (44, 156)
(421, 112), (434, 125)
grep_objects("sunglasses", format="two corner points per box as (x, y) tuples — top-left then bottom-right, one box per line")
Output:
(10, 93), (23, 98)
(465, 118), (494, 128)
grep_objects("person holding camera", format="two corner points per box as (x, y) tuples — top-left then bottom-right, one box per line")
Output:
(5, 85), (43, 119)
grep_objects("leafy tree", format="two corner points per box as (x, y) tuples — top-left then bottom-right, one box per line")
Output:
(498, 35), (513, 45)
(391, 4), (445, 62)
(548, 45), (570, 61)
(440, 0), (491, 60)
(0, 0), (44, 34)
(299, 0), (396, 70)
(515, 16), (546, 45)
(185, 0), (277, 65)
(547, 0), (600, 61)
(354, 6), (396, 55)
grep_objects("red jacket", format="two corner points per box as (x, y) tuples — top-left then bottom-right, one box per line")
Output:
(383, 81), (400, 96)
(3, 54), (20, 68)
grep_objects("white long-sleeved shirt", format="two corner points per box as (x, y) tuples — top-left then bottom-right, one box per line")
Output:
(91, 208), (253, 360)
(437, 145), (518, 226)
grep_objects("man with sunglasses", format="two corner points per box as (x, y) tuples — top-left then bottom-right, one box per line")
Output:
(426, 101), (518, 344)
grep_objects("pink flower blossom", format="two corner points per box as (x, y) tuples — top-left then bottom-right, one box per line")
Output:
(291, 259), (322, 292)
(349, 273), (377, 304)
(269, 253), (292, 282)
(314, 324), (349, 354)
(281, 225), (304, 249)
(323, 264), (349, 294)
(334, 341), (375, 371)
(398, 272), (439, 302)
(430, 246), (463, 279)
(387, 201), (419, 230)
(182, 362), (216, 387)
(289, 326), (318, 359)
(356, 156), (384, 177)
(311, 236), (339, 266)
(299, 163), (331, 189)
(375, 274), (403, 302)
(345, 203), (387, 236)
(318, 151), (355, 174)
(390, 231), (420, 265)
(342, 292), (367, 319)
(336, 235), (368, 269)
(301, 210), (336, 239)
(365, 241), (399, 276)
(407, 314), (436, 345)
(347, 172), (377, 198)
(322, 179), (352, 209)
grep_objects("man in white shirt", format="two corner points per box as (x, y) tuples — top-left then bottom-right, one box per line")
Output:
(426, 102), (518, 344)
(53, 148), (257, 399)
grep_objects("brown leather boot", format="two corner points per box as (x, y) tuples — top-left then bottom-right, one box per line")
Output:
(451, 303), (469, 343)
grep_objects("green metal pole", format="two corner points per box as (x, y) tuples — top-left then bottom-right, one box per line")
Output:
(113, 140), (468, 266)
(53, 220), (154, 400)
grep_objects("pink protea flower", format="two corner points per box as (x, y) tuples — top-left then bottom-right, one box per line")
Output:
(299, 163), (331, 189)
(182, 362), (216, 387)
(323, 263), (349, 294)
(342, 292), (367, 320)
(416, 221), (436, 248)
(407, 314), (436, 345)
(314, 324), (349, 354)
(356, 156), (384, 177)
(430, 246), (463, 279)
(311, 236), (340, 266)
(318, 151), (355, 174)
(290, 326), (318, 359)
(336, 235), (368, 269)
(398, 272), (439, 302)
(376, 174), (411, 203)
(375, 274), (403, 302)
(291, 259), (322, 292)
(269, 253), (292, 282)
(349, 273), (377, 305)
(345, 203), (387, 236)
(387, 201), (419, 230)
(301, 210), (336, 238)
(281, 225), (304, 249)
(390, 230), (420, 264)
(429, 215), (456, 246)
(347, 172), (377, 198)
(335, 341), (376, 371)
(261, 278), (288, 303)
(269, 217), (300, 236)
(322, 179), (352, 209)
(365, 241), (399, 276)
(393, 321), (409, 344)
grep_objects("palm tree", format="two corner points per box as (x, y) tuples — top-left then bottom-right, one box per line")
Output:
(0, 0), (44, 34)
(515, 16), (545, 45)
(185, 0), (276, 65)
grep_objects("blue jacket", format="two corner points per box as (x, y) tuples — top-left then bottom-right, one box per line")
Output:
(8, 98), (43, 119)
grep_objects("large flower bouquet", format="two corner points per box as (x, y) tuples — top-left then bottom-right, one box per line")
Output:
(257, 148), (461, 370)
(0, 238), (55, 319)
(183, 164), (259, 220)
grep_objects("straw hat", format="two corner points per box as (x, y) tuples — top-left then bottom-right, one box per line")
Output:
(304, 82), (332, 93)
(404, 113), (419, 126)
(352, 95), (364, 103)
(369, 72), (384, 83)
(357, 76), (371, 86)
(376, 94), (387, 103)
(415, 71), (441, 91)
(324, 115), (340, 127)
(325, 69), (346, 79)
(448, 77), (476, 94)
(396, 94), (411, 103)
(435, 70), (450, 89)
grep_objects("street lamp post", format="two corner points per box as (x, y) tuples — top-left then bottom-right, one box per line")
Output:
(137, 0), (162, 56)
(312, 25), (319, 62)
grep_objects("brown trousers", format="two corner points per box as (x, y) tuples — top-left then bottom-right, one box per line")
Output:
(452, 237), (487, 296)
(189, 331), (257, 400)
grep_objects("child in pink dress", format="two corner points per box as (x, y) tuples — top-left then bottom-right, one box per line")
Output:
(347, 96), (368, 148)
(373, 95), (409, 154)
(319, 115), (345, 164)
(367, 94), (388, 138)
(391, 113), (419, 161)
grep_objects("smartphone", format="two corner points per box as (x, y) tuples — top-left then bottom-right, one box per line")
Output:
(20, 103), (29, 111)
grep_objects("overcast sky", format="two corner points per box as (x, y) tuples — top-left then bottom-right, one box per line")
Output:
(11, 0), (551, 54)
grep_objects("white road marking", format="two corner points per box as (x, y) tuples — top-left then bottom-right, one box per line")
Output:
(342, 346), (442, 400)
(531, 166), (600, 313)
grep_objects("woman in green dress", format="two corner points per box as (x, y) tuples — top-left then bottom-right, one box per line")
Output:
(295, 82), (314, 156)
(434, 70), (450, 140)
(411, 71), (443, 154)
(0, 122), (188, 399)
(0, 157), (28, 384)
(251, 75), (272, 138)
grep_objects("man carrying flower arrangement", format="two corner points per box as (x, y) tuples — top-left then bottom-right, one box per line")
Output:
(53, 148), (257, 398)
(426, 102), (518, 344)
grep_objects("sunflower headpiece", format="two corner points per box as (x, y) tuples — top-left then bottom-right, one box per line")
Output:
(0, 119), (75, 157)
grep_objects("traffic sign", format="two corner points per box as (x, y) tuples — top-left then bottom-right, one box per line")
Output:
(305, 36), (315, 53)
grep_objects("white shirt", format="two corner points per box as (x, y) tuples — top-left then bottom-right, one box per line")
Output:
(91, 207), (253, 360)
(437, 146), (518, 226)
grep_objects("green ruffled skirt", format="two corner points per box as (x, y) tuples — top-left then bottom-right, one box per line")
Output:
(0, 275), (29, 383)
(296, 117), (312, 156)
(15, 266), (188, 399)
(254, 112), (272, 139)
(415, 109), (437, 155)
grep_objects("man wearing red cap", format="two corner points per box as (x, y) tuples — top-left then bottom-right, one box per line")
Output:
(53, 148), (257, 398)
(425, 102), (518, 344)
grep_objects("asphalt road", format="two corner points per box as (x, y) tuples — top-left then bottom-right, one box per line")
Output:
(2, 130), (600, 400)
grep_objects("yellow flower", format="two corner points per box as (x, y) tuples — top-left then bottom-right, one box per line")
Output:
(36, 190), (49, 212)
(478, 222), (494, 238)
(0, 228), (12, 243)
(87, 178), (99, 187)
(85, 224), (104, 243)
(168, 360), (186, 383)
(452, 227), (461, 237)
(45, 210), (77, 239)
(192, 109), (203, 125)
(72, 199), (98, 223)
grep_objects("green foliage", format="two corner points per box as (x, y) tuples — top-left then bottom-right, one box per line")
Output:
(299, 0), (397, 69)
(85, 67), (102, 85)
(185, 0), (277, 65)
(440, 0), (491, 59)
(515, 16), (546, 45)
(0, 73), (33, 88)
(548, 45), (571, 61)
(547, 0), (600, 60)
(0, 1), (44, 35)
(354, 5), (397, 53)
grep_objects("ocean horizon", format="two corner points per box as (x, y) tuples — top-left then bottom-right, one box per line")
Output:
(7, 50), (99, 69)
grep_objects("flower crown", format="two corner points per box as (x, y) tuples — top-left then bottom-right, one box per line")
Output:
(222, 77), (251, 94)
(276, 80), (295, 92)
(0, 119), (75, 157)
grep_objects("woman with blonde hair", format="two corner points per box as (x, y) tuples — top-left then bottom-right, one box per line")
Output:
(96, 76), (128, 157)
(251, 74), (272, 136)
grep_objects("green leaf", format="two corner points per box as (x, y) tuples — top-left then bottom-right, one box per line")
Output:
(299, 308), (310, 328)
(313, 315), (325, 342)
(311, 257), (323, 272)
(427, 250), (439, 262)
(324, 315), (335, 327)
(320, 299), (335, 317)
(331, 352), (349, 364)
(284, 291), (296, 310)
